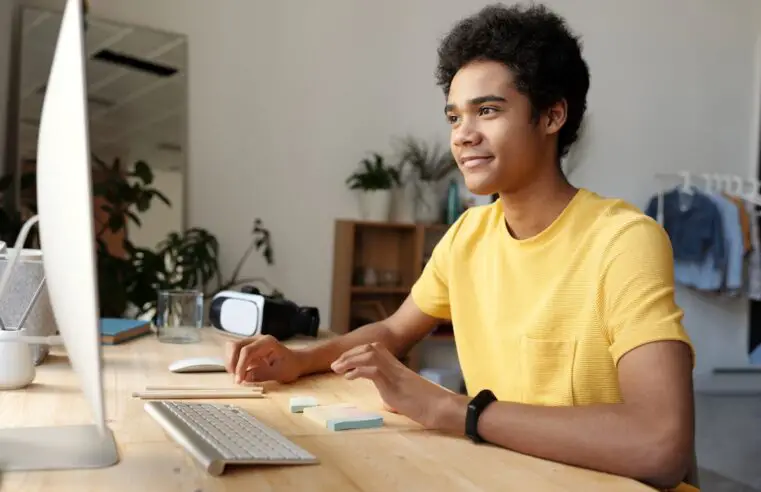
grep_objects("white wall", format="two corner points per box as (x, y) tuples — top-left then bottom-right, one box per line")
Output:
(19, 0), (761, 376)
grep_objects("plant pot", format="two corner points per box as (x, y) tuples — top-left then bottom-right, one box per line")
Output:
(415, 181), (441, 223)
(390, 182), (415, 223)
(358, 189), (392, 222)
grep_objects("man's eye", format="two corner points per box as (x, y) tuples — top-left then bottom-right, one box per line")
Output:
(446, 114), (459, 124)
(479, 106), (498, 116)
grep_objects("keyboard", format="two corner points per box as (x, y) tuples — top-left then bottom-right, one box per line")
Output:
(144, 400), (319, 476)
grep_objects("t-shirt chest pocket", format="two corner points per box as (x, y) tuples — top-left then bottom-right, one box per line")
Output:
(519, 335), (577, 406)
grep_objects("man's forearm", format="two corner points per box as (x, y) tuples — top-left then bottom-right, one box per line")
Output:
(435, 396), (689, 489)
(296, 321), (407, 377)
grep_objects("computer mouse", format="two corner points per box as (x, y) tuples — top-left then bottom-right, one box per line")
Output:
(168, 357), (227, 373)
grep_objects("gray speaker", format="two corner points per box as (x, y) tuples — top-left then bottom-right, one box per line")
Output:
(0, 250), (58, 365)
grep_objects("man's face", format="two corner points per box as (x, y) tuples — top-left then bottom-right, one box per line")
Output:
(445, 60), (551, 195)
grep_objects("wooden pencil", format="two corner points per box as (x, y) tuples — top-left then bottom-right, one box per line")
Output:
(133, 389), (266, 399)
(144, 385), (264, 392)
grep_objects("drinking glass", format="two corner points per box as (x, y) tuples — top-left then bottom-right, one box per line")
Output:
(156, 290), (203, 344)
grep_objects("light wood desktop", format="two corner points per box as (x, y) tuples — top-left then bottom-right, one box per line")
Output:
(0, 328), (655, 492)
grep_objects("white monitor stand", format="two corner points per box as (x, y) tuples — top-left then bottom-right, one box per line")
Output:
(0, 0), (118, 471)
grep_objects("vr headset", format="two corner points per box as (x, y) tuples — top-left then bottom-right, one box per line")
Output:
(209, 286), (320, 341)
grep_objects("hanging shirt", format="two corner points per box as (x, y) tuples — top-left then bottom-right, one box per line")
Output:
(670, 192), (743, 292)
(645, 187), (725, 265)
(747, 203), (761, 300)
(723, 193), (751, 254)
(710, 192), (744, 292)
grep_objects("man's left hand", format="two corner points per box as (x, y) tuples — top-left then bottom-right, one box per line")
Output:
(330, 342), (458, 429)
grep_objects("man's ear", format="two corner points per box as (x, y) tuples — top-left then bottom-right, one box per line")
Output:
(544, 99), (568, 136)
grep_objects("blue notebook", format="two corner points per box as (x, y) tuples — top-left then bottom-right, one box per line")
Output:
(100, 318), (152, 345)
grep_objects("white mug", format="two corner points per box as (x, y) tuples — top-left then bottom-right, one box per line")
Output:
(0, 329), (36, 390)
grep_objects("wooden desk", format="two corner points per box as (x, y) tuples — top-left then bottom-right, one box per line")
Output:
(0, 329), (655, 492)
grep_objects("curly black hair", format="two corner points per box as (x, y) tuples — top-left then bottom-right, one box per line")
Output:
(436, 3), (590, 159)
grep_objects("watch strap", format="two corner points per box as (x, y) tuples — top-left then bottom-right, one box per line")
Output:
(466, 389), (497, 443)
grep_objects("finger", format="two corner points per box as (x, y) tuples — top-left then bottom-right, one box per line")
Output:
(331, 350), (375, 374)
(332, 343), (380, 370)
(225, 340), (244, 373)
(367, 342), (404, 370)
(332, 343), (374, 367)
(235, 336), (276, 382)
(242, 366), (269, 383)
(226, 336), (268, 373)
(243, 367), (257, 382)
(243, 355), (279, 383)
(370, 341), (396, 360)
(344, 365), (380, 381)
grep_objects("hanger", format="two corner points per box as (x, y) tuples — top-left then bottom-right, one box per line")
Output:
(700, 173), (713, 193)
(680, 171), (694, 195)
(714, 174), (729, 194)
(731, 176), (744, 197)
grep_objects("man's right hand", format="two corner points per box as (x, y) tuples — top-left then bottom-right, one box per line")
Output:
(223, 296), (442, 386)
(224, 335), (304, 384)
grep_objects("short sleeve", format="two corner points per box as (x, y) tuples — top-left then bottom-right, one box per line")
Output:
(410, 210), (471, 319)
(601, 218), (695, 366)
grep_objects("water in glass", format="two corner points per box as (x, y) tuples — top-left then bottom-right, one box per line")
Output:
(156, 290), (203, 344)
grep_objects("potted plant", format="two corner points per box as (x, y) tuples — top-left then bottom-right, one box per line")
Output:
(0, 156), (282, 320)
(345, 152), (400, 222)
(396, 136), (457, 223)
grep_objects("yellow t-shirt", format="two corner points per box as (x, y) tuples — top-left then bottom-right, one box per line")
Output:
(411, 188), (694, 405)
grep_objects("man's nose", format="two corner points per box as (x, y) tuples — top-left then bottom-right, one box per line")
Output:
(452, 118), (481, 147)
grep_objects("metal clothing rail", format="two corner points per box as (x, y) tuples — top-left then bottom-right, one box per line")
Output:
(654, 171), (761, 207)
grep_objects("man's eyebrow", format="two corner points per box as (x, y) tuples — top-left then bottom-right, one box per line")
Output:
(444, 95), (507, 113)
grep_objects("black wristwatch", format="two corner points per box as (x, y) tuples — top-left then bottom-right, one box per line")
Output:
(466, 389), (497, 443)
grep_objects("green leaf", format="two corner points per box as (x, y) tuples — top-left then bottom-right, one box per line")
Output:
(346, 152), (399, 191)
(133, 160), (153, 185)
(123, 239), (136, 254)
(136, 191), (151, 212)
(108, 214), (124, 232)
(92, 153), (109, 170)
(125, 210), (142, 227)
(92, 183), (109, 196)
(150, 189), (171, 207)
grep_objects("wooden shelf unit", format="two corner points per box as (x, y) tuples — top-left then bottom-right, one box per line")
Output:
(330, 219), (449, 335)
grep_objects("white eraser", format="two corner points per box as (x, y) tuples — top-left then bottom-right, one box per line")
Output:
(289, 396), (319, 413)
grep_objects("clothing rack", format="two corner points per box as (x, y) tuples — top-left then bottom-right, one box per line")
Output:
(654, 171), (761, 208)
(653, 171), (761, 394)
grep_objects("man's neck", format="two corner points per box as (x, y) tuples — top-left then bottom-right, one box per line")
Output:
(498, 172), (578, 240)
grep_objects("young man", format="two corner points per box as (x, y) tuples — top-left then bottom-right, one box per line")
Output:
(225, 4), (696, 490)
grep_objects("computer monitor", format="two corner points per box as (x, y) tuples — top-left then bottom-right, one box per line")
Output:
(0, 0), (118, 471)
